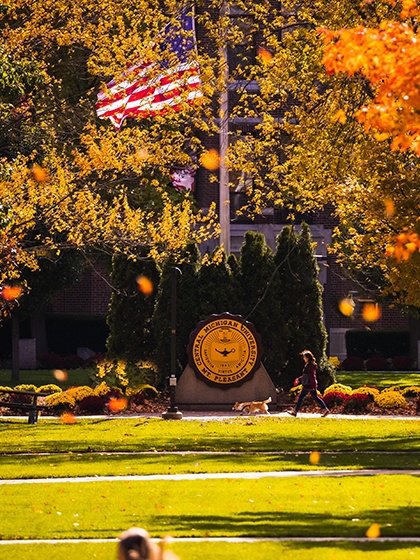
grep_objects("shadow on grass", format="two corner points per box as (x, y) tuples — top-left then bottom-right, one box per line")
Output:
(0, 450), (419, 477)
(0, 417), (419, 454)
(149, 506), (420, 538)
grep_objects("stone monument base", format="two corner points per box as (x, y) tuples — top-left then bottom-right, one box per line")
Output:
(176, 364), (277, 410)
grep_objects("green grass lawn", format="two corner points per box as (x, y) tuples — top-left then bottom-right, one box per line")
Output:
(0, 541), (418, 560)
(0, 475), (418, 539)
(0, 417), (418, 453)
(0, 368), (95, 389)
(336, 371), (420, 389)
(0, 417), (418, 560)
(0, 450), (418, 479)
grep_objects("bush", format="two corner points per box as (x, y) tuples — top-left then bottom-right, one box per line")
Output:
(365, 356), (389, 371)
(45, 391), (76, 411)
(324, 383), (353, 396)
(0, 386), (12, 405)
(339, 356), (365, 371)
(65, 386), (94, 402)
(374, 390), (407, 409)
(401, 386), (420, 398)
(14, 384), (37, 392)
(93, 382), (124, 400)
(37, 384), (62, 394)
(391, 355), (414, 371)
(96, 359), (159, 388)
(127, 384), (158, 405)
(352, 386), (379, 399)
(10, 384), (37, 404)
(323, 390), (348, 408)
(343, 392), (371, 413)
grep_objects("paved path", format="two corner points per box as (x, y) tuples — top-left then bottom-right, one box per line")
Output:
(1, 469), (419, 485)
(4, 411), (419, 421)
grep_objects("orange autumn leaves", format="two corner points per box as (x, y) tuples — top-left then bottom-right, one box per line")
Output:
(321, 5), (419, 156)
(338, 298), (382, 322)
(386, 231), (420, 262)
(0, 285), (23, 301)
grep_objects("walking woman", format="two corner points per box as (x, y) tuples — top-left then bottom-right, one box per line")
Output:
(288, 350), (330, 417)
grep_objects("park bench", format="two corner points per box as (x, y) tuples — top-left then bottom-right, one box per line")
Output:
(0, 388), (50, 424)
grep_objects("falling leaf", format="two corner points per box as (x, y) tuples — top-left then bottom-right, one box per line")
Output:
(60, 412), (77, 424)
(1, 285), (23, 301)
(136, 148), (149, 161)
(53, 369), (68, 382)
(338, 298), (355, 317)
(108, 397), (128, 413)
(374, 132), (389, 142)
(309, 451), (321, 465)
(362, 303), (381, 322)
(31, 164), (49, 182)
(258, 46), (273, 64)
(136, 275), (154, 296)
(332, 109), (347, 124)
(366, 522), (381, 539)
(200, 149), (220, 171)
(383, 199), (395, 218)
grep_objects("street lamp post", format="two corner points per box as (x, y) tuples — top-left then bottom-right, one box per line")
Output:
(162, 266), (183, 420)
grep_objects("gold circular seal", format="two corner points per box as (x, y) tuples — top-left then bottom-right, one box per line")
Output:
(188, 313), (261, 386)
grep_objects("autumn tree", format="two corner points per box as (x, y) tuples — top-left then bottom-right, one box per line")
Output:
(0, 0), (219, 313)
(221, 0), (419, 308)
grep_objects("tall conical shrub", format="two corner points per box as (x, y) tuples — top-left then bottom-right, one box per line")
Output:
(106, 253), (159, 361)
(272, 223), (332, 389)
(198, 248), (241, 319)
(238, 231), (276, 375)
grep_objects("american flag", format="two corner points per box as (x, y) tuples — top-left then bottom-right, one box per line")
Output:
(95, 7), (202, 129)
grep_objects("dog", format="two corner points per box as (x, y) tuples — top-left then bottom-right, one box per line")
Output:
(232, 396), (271, 415)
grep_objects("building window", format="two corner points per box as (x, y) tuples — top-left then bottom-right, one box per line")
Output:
(227, 6), (257, 76)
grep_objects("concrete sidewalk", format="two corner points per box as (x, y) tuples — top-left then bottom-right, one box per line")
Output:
(1, 468), (419, 485)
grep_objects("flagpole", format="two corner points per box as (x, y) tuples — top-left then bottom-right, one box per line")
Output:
(219, 2), (230, 255)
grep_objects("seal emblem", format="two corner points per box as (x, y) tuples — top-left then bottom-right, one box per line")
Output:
(187, 313), (261, 386)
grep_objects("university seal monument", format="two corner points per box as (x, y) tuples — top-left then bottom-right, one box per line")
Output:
(176, 313), (277, 409)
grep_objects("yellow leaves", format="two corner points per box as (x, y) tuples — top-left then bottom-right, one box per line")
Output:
(147, 195), (219, 264)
